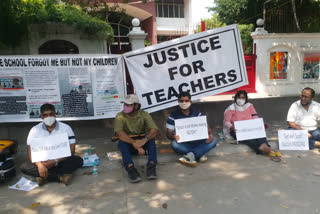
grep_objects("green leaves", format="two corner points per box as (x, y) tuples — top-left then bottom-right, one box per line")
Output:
(0, 0), (114, 47)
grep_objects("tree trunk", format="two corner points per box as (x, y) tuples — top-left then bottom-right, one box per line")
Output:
(292, 0), (301, 32)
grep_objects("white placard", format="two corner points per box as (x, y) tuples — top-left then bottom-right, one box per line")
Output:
(234, 118), (266, 141)
(175, 116), (208, 143)
(29, 133), (71, 163)
(124, 24), (248, 113)
(9, 177), (38, 191)
(278, 130), (309, 150)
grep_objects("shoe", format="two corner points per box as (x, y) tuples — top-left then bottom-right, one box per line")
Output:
(127, 166), (142, 183)
(275, 151), (282, 157)
(199, 155), (208, 163)
(146, 164), (157, 180)
(268, 151), (277, 157)
(59, 174), (73, 185)
(179, 156), (198, 167)
(35, 177), (48, 186)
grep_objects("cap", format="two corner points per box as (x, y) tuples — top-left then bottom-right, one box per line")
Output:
(121, 94), (139, 104)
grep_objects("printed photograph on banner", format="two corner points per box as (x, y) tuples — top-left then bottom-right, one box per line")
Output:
(0, 69), (26, 96)
(28, 103), (63, 119)
(0, 69), (27, 117)
(58, 66), (94, 117)
(92, 57), (126, 118)
(124, 24), (248, 113)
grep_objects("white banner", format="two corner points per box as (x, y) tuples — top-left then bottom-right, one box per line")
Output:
(175, 116), (208, 143)
(0, 54), (126, 122)
(30, 133), (71, 163)
(278, 130), (309, 150)
(234, 118), (266, 141)
(124, 24), (248, 112)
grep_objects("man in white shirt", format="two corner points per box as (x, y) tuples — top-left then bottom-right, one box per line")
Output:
(20, 104), (83, 185)
(287, 87), (320, 149)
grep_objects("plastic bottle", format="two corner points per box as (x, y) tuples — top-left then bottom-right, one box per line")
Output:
(88, 144), (92, 155)
(84, 150), (89, 165)
(92, 162), (98, 176)
(218, 132), (224, 144)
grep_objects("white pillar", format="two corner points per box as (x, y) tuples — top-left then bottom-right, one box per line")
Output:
(127, 18), (148, 51)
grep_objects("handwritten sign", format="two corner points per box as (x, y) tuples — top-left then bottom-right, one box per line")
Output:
(278, 130), (309, 150)
(29, 133), (71, 162)
(175, 116), (208, 143)
(234, 118), (266, 141)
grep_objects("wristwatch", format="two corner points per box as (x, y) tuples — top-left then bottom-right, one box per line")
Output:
(55, 159), (59, 166)
(145, 136), (149, 141)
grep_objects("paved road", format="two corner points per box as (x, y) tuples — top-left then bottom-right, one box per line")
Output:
(1, 150), (320, 214)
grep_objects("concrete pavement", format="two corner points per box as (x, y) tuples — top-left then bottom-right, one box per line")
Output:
(2, 148), (320, 214)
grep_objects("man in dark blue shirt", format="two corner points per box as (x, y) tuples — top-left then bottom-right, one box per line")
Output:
(166, 91), (216, 167)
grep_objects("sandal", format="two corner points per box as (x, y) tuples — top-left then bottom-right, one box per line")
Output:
(270, 156), (281, 162)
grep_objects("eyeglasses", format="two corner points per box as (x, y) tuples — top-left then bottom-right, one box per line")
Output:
(300, 95), (311, 99)
(178, 100), (190, 103)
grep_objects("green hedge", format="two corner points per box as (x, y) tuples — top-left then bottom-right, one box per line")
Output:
(0, 0), (114, 47)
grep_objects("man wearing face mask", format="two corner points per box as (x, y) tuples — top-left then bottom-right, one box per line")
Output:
(166, 91), (216, 167)
(114, 94), (158, 183)
(287, 87), (320, 149)
(20, 104), (83, 186)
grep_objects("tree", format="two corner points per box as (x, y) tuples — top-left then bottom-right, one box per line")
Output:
(0, 0), (114, 48)
(194, 14), (226, 33)
(208, 0), (265, 25)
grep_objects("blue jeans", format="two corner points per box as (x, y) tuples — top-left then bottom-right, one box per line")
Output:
(171, 138), (217, 161)
(288, 127), (320, 150)
(118, 139), (157, 169)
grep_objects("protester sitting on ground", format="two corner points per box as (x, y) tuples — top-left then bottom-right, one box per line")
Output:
(20, 104), (83, 186)
(114, 94), (158, 183)
(223, 90), (281, 159)
(287, 87), (320, 149)
(166, 91), (216, 167)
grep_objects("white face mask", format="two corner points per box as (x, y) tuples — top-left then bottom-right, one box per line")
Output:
(179, 102), (191, 110)
(43, 116), (56, 126)
(236, 99), (245, 106)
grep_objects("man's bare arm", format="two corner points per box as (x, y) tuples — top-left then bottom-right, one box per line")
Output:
(288, 121), (302, 130)
(116, 130), (135, 144)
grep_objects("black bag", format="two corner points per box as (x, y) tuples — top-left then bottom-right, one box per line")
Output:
(0, 159), (16, 183)
(0, 140), (18, 162)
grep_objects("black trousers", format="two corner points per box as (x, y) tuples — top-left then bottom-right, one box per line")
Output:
(20, 156), (83, 182)
(230, 130), (270, 154)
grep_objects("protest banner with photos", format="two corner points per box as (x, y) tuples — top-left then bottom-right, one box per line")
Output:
(175, 115), (208, 143)
(0, 54), (126, 122)
(29, 133), (71, 162)
(124, 24), (248, 112)
(278, 130), (309, 150)
(234, 118), (266, 141)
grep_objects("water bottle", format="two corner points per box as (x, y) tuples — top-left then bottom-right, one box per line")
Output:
(88, 144), (92, 155)
(218, 132), (224, 144)
(84, 150), (89, 165)
(92, 162), (98, 176)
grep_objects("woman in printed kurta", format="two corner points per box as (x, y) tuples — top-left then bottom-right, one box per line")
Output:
(223, 90), (280, 158)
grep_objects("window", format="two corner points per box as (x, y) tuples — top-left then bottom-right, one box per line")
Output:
(270, 52), (288, 80)
(303, 53), (320, 80)
(156, 0), (184, 18)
